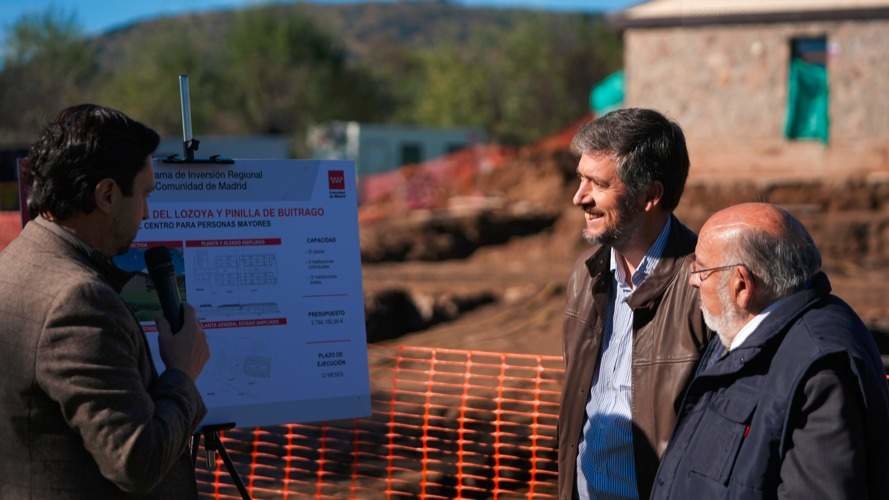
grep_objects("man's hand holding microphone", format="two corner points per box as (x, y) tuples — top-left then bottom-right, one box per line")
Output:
(146, 247), (210, 381)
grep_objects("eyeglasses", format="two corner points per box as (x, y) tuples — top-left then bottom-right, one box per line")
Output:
(690, 262), (745, 282)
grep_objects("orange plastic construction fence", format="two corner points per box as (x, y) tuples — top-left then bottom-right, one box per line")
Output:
(195, 346), (564, 499)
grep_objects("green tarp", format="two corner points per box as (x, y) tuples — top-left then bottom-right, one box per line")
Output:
(590, 70), (624, 116)
(784, 58), (829, 143)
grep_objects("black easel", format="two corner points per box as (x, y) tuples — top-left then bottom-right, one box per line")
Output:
(167, 75), (247, 499)
(192, 423), (251, 500)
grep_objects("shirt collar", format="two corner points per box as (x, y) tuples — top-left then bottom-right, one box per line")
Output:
(728, 295), (791, 351)
(610, 216), (672, 289)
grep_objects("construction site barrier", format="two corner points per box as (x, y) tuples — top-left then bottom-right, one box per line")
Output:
(196, 346), (565, 499)
(189, 348), (889, 498)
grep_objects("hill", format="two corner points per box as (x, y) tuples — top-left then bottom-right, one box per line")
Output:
(1, 1), (619, 147)
(94, 2), (604, 78)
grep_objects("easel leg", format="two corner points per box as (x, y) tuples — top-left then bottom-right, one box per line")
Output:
(193, 426), (252, 500)
(205, 431), (251, 500)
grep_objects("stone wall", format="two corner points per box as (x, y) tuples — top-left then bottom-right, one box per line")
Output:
(625, 20), (889, 150)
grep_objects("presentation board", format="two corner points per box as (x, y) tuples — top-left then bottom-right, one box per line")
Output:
(113, 159), (370, 428)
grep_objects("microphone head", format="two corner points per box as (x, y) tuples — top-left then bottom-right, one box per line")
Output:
(144, 246), (173, 270)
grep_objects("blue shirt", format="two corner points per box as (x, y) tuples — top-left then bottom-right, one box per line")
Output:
(576, 218), (672, 499)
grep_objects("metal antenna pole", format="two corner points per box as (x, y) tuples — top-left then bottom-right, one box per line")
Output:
(164, 74), (231, 164)
(179, 74), (198, 161)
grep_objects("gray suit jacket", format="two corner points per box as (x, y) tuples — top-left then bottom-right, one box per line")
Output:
(0, 217), (206, 499)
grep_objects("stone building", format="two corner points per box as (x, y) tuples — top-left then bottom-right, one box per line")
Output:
(615, 0), (889, 178)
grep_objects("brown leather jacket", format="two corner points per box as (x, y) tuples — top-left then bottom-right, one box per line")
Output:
(558, 217), (711, 500)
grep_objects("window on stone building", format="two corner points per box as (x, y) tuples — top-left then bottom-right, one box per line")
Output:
(784, 36), (829, 143)
(792, 37), (827, 66)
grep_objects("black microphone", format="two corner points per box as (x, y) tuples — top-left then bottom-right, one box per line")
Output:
(145, 246), (183, 333)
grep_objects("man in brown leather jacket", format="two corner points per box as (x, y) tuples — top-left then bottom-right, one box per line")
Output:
(558, 108), (711, 500)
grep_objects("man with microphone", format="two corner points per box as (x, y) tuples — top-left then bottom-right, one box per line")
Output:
(0, 104), (210, 498)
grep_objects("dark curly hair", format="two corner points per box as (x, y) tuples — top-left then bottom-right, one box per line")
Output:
(570, 108), (689, 212)
(26, 104), (159, 220)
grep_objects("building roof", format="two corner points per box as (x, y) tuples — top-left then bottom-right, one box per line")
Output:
(616, 0), (889, 28)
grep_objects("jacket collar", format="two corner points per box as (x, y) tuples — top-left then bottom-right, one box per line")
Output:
(584, 214), (698, 310)
(611, 216), (672, 289)
(701, 272), (832, 377)
(30, 216), (135, 293)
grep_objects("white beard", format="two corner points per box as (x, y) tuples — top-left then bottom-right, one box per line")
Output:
(702, 277), (746, 347)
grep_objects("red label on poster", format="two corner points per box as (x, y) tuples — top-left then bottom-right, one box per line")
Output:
(328, 170), (345, 190)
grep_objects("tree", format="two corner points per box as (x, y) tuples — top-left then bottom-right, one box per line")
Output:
(225, 6), (389, 139)
(0, 8), (97, 143)
(98, 24), (224, 136)
(404, 14), (621, 145)
(408, 43), (495, 132)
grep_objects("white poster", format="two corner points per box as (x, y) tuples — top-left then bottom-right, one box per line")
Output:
(113, 159), (370, 428)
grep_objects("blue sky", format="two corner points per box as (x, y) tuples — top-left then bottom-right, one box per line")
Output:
(1, 1), (638, 36)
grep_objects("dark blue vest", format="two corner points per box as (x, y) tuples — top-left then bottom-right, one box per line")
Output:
(650, 273), (889, 499)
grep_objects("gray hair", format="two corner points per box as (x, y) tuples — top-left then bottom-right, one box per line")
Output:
(570, 108), (689, 211)
(733, 214), (822, 301)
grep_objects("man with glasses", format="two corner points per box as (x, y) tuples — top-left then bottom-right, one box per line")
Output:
(558, 109), (711, 500)
(651, 202), (889, 499)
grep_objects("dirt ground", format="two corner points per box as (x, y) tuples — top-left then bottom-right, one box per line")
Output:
(360, 145), (889, 387)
